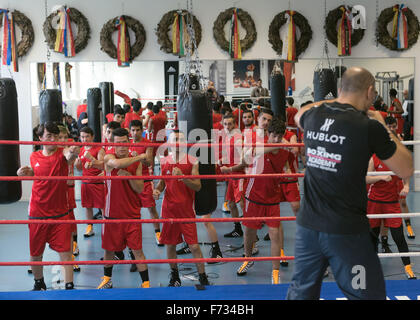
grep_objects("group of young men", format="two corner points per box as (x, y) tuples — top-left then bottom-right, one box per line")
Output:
(18, 91), (416, 292)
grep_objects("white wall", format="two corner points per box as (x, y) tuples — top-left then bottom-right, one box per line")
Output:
(1, 0), (420, 199)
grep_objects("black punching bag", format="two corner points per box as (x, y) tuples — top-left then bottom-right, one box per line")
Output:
(177, 84), (217, 215)
(0, 78), (21, 203)
(313, 68), (337, 102)
(87, 88), (102, 142)
(270, 74), (286, 122)
(99, 82), (114, 121)
(39, 89), (63, 124)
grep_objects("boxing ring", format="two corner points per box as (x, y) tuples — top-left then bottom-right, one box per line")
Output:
(1, 139), (420, 301)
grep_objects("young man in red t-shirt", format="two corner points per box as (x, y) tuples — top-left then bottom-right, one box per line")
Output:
(129, 120), (162, 246)
(123, 98), (144, 129)
(98, 128), (150, 289)
(237, 118), (290, 284)
(75, 127), (105, 238)
(366, 154), (416, 279)
(17, 122), (80, 291)
(153, 130), (210, 287)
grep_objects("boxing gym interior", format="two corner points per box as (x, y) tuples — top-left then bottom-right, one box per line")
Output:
(1, 0), (420, 302)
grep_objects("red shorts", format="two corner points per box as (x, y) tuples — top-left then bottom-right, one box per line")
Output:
(279, 181), (301, 203)
(226, 179), (245, 203)
(367, 200), (402, 228)
(101, 219), (143, 251)
(139, 181), (155, 208)
(67, 185), (76, 209)
(81, 182), (105, 209)
(29, 214), (72, 257)
(160, 222), (198, 245)
(243, 199), (281, 229)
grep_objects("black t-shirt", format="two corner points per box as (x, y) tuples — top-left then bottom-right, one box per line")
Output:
(297, 102), (397, 234)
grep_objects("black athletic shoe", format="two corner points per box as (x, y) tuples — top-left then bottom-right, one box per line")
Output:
(32, 279), (46, 291)
(176, 243), (191, 255)
(199, 273), (210, 286)
(65, 282), (74, 290)
(207, 247), (223, 264)
(224, 229), (243, 238)
(381, 244), (392, 253)
(168, 271), (181, 287)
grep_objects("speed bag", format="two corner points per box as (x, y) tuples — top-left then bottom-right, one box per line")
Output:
(99, 82), (114, 120)
(270, 74), (286, 122)
(39, 89), (63, 124)
(177, 90), (217, 215)
(313, 69), (337, 102)
(87, 88), (102, 143)
(0, 78), (21, 203)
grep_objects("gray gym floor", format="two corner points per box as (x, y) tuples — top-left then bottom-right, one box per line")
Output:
(0, 175), (419, 292)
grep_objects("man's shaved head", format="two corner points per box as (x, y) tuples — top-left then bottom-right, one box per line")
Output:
(340, 67), (375, 94)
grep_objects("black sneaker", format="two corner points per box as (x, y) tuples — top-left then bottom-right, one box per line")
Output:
(199, 273), (210, 286)
(224, 229), (243, 238)
(65, 282), (75, 290)
(168, 271), (181, 287)
(381, 244), (392, 253)
(207, 247), (223, 265)
(176, 243), (191, 255)
(32, 279), (47, 291)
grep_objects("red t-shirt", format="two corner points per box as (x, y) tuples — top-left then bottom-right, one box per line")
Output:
(213, 112), (222, 126)
(244, 148), (290, 204)
(29, 148), (69, 218)
(106, 113), (114, 123)
(104, 153), (142, 219)
(128, 138), (152, 176)
(220, 130), (243, 170)
(286, 107), (298, 127)
(367, 155), (400, 202)
(160, 154), (197, 218)
(283, 130), (298, 174)
(79, 146), (104, 183)
(124, 112), (142, 128)
(77, 104), (87, 120)
(149, 114), (167, 141)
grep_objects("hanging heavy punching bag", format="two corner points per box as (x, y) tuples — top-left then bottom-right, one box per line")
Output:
(87, 88), (102, 142)
(39, 89), (63, 124)
(99, 82), (114, 121)
(177, 77), (217, 215)
(313, 68), (337, 102)
(270, 73), (286, 122)
(0, 78), (21, 203)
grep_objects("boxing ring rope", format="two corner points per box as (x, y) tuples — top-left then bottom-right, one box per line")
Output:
(0, 139), (419, 268)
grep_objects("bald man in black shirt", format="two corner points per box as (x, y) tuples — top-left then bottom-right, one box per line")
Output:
(286, 67), (413, 300)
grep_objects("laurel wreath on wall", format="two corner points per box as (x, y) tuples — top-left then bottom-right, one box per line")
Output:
(100, 15), (146, 60)
(0, 10), (34, 57)
(213, 7), (257, 55)
(268, 10), (312, 59)
(324, 5), (365, 48)
(156, 9), (202, 55)
(376, 5), (420, 51)
(43, 7), (91, 55)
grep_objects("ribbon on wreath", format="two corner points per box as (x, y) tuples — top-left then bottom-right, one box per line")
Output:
(172, 12), (190, 56)
(281, 10), (297, 62)
(229, 8), (242, 59)
(392, 4), (409, 50)
(1, 9), (18, 72)
(337, 6), (352, 56)
(54, 6), (75, 57)
(115, 16), (131, 67)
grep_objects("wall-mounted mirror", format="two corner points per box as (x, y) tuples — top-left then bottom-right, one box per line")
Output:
(29, 57), (415, 132)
